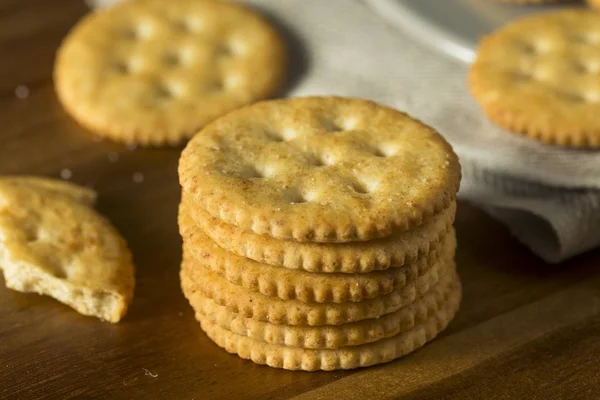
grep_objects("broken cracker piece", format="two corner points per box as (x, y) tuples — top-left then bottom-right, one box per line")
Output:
(0, 177), (134, 322)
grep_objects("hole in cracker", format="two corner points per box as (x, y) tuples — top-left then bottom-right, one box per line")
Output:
(174, 17), (203, 33)
(216, 43), (233, 56)
(163, 52), (182, 67)
(371, 147), (387, 157)
(559, 91), (587, 104)
(284, 187), (307, 204)
(25, 227), (39, 242)
(111, 61), (131, 74)
(519, 40), (550, 56)
(265, 131), (284, 142)
(320, 119), (344, 133)
(155, 83), (178, 101)
(572, 32), (600, 45)
(238, 164), (263, 179)
(308, 152), (334, 167)
(52, 268), (67, 279)
(123, 22), (153, 40)
(308, 154), (326, 167)
(123, 28), (139, 40)
(573, 60), (600, 74)
(349, 179), (369, 194)
(511, 70), (534, 82)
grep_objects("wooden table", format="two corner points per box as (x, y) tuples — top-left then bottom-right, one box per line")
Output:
(1, 1), (600, 399)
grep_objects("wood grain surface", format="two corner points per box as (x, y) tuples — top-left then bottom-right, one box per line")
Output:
(1, 1), (600, 399)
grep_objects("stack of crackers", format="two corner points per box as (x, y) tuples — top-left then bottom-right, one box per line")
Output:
(178, 97), (462, 371)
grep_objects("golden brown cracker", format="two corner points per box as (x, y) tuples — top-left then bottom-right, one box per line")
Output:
(179, 97), (460, 242)
(181, 194), (456, 273)
(470, 10), (600, 147)
(0, 178), (134, 322)
(180, 201), (456, 303)
(195, 272), (461, 371)
(55, 0), (286, 146)
(185, 270), (460, 349)
(180, 248), (455, 326)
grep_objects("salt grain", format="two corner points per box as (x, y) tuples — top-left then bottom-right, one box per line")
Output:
(108, 152), (119, 162)
(132, 172), (144, 183)
(126, 143), (138, 151)
(60, 169), (72, 180)
(15, 85), (30, 99)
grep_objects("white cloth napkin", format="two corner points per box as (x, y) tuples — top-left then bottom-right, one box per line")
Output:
(90, 0), (600, 263)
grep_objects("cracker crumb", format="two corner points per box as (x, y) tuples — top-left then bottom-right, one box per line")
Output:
(15, 85), (30, 99)
(60, 169), (72, 180)
(132, 172), (144, 183)
(108, 152), (119, 163)
(142, 368), (158, 378)
(123, 377), (138, 386)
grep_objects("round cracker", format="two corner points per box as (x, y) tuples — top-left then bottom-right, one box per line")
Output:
(54, 0), (286, 146)
(470, 10), (600, 147)
(179, 97), (460, 242)
(180, 248), (455, 326)
(195, 272), (461, 371)
(180, 200), (456, 303)
(184, 270), (460, 349)
(181, 193), (455, 273)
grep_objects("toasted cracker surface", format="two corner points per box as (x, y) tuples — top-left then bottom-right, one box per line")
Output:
(179, 97), (460, 242)
(185, 270), (459, 349)
(195, 272), (461, 371)
(180, 200), (456, 303)
(470, 10), (600, 147)
(0, 177), (134, 322)
(55, 0), (286, 146)
(180, 248), (455, 326)
(182, 193), (456, 273)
